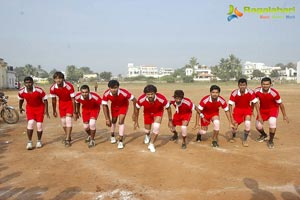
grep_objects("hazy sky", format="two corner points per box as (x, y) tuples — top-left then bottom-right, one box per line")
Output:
(1, 0), (299, 75)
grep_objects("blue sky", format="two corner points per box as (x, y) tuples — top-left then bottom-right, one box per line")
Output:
(0, 0), (299, 75)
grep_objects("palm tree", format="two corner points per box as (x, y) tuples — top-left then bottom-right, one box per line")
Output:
(23, 64), (37, 76)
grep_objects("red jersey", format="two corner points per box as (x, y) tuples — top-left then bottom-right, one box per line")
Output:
(137, 93), (170, 114)
(228, 88), (258, 109)
(102, 88), (133, 107)
(50, 81), (75, 102)
(170, 97), (194, 114)
(75, 92), (102, 111)
(198, 95), (228, 116)
(254, 87), (282, 110)
(18, 86), (47, 108)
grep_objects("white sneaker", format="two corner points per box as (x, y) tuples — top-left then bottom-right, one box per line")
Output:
(110, 136), (116, 144)
(88, 140), (96, 148)
(148, 143), (156, 153)
(118, 142), (124, 149)
(26, 141), (33, 150)
(144, 135), (150, 144)
(36, 140), (43, 148)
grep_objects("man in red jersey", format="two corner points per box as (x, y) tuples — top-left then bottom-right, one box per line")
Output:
(50, 71), (76, 147)
(228, 78), (261, 147)
(102, 80), (137, 149)
(134, 84), (173, 153)
(254, 77), (289, 149)
(74, 85), (102, 148)
(194, 85), (233, 148)
(18, 77), (49, 150)
(169, 90), (201, 149)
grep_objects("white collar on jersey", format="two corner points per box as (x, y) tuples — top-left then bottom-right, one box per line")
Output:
(175, 100), (182, 113)
(209, 96), (220, 102)
(54, 81), (66, 89)
(237, 88), (249, 96)
(146, 95), (157, 102)
(109, 89), (120, 96)
(259, 88), (271, 93)
(80, 93), (92, 100)
(24, 86), (36, 93)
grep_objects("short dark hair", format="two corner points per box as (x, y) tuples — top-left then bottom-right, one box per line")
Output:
(210, 85), (221, 92)
(143, 84), (157, 93)
(80, 84), (90, 91)
(53, 71), (65, 79)
(108, 80), (119, 88)
(261, 77), (272, 84)
(24, 76), (33, 83)
(238, 78), (247, 85)
(174, 90), (184, 98)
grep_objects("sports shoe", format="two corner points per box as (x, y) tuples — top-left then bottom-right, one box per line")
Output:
(256, 135), (268, 143)
(26, 141), (33, 150)
(64, 140), (71, 147)
(85, 136), (91, 143)
(62, 137), (72, 144)
(144, 134), (150, 144)
(181, 143), (187, 149)
(88, 140), (95, 148)
(118, 142), (124, 149)
(110, 136), (117, 144)
(242, 140), (249, 147)
(148, 143), (156, 153)
(229, 137), (236, 143)
(36, 140), (43, 148)
(212, 141), (219, 148)
(268, 141), (274, 149)
(170, 134), (178, 141)
(196, 134), (201, 142)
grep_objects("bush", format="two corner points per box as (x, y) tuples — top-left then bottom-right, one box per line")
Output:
(182, 76), (194, 83)
(160, 75), (175, 83)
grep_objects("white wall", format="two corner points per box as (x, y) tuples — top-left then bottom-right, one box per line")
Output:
(297, 61), (300, 83)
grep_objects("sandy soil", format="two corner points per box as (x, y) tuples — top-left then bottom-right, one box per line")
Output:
(0, 82), (299, 200)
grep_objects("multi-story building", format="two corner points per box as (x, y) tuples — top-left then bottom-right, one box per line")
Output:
(185, 65), (212, 81)
(0, 58), (17, 89)
(127, 63), (174, 78)
(279, 67), (297, 80)
(243, 61), (281, 79)
(7, 66), (17, 88)
(297, 61), (300, 84)
(0, 58), (7, 89)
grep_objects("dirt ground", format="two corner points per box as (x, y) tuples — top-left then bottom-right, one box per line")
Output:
(0, 82), (300, 200)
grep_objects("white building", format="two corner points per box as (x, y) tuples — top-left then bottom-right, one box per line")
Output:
(127, 63), (174, 78)
(158, 68), (174, 77)
(7, 66), (17, 88)
(83, 74), (98, 79)
(297, 61), (300, 84)
(243, 61), (280, 79)
(185, 65), (212, 81)
(127, 63), (140, 77)
(32, 76), (49, 84)
(280, 67), (297, 80)
(0, 58), (17, 89)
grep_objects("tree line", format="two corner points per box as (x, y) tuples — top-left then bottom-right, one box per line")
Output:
(15, 65), (113, 83)
(14, 56), (297, 83)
